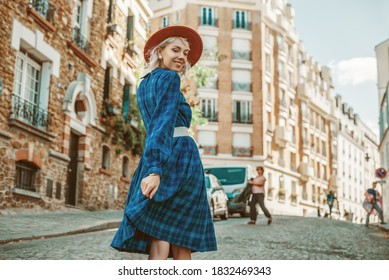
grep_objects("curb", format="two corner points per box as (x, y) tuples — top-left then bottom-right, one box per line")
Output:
(0, 221), (120, 245)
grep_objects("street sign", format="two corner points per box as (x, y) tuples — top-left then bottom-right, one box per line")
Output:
(375, 167), (387, 179)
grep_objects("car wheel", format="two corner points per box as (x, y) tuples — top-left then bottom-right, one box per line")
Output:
(221, 209), (228, 220)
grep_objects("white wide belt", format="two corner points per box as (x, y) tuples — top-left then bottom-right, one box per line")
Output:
(173, 127), (189, 137)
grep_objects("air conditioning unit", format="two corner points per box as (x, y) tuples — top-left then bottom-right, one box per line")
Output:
(107, 23), (122, 35)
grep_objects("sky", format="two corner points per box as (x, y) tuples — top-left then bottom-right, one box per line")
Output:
(287, 0), (389, 140)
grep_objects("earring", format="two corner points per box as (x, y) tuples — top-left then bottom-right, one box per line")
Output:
(158, 56), (162, 60)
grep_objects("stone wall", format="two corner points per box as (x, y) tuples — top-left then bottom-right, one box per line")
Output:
(0, 0), (148, 210)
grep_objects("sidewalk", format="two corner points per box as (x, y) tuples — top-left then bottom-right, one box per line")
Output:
(0, 208), (123, 244)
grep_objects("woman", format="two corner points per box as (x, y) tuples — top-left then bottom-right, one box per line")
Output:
(111, 26), (217, 260)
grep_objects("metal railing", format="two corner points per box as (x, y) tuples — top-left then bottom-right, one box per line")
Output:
(232, 113), (252, 124)
(232, 20), (251, 30)
(232, 82), (251, 92)
(232, 50), (251, 61)
(199, 17), (218, 27)
(29, 0), (55, 22)
(201, 112), (218, 122)
(72, 27), (90, 53)
(11, 94), (50, 131)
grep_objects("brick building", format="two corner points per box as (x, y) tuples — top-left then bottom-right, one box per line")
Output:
(0, 0), (152, 210)
(148, 0), (344, 217)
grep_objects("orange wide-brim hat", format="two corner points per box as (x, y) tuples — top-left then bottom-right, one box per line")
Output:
(143, 25), (203, 67)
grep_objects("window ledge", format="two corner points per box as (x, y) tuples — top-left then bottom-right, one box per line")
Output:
(8, 118), (55, 142)
(27, 7), (56, 33)
(67, 41), (98, 68)
(99, 167), (112, 177)
(13, 187), (41, 199)
(120, 176), (131, 184)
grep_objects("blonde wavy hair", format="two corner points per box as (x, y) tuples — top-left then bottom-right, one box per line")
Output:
(144, 37), (192, 76)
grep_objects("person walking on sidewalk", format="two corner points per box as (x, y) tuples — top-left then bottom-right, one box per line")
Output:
(364, 182), (385, 226)
(247, 166), (272, 225)
(111, 26), (217, 260)
(325, 190), (336, 218)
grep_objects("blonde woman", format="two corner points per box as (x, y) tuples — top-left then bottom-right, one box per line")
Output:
(111, 26), (217, 260)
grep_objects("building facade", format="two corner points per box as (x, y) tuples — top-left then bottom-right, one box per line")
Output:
(0, 0), (152, 210)
(334, 96), (380, 223)
(149, 0), (338, 217)
(375, 39), (389, 222)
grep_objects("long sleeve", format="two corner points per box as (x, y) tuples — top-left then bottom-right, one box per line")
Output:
(142, 70), (181, 177)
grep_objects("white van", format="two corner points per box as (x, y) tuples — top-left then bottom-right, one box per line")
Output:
(203, 164), (258, 217)
(203, 164), (257, 200)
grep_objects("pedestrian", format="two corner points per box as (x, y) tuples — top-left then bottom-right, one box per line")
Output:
(111, 26), (217, 260)
(364, 182), (385, 226)
(317, 206), (321, 217)
(326, 190), (336, 218)
(247, 166), (272, 225)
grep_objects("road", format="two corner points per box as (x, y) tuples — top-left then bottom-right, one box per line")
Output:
(1, 215), (388, 260)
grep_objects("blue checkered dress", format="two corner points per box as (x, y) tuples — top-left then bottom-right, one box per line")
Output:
(111, 68), (217, 255)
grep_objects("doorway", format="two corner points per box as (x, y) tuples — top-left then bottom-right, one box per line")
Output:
(66, 132), (79, 205)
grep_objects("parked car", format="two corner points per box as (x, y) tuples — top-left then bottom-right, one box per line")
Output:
(205, 174), (229, 220)
(204, 164), (257, 217)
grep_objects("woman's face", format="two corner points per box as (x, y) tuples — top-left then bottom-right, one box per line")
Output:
(158, 38), (190, 73)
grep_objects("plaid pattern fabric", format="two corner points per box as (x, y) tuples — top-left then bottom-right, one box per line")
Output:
(111, 68), (217, 254)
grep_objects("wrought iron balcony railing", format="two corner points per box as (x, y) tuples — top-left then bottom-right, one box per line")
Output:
(29, 0), (55, 22)
(232, 50), (251, 61)
(232, 82), (251, 92)
(72, 27), (90, 53)
(11, 94), (50, 131)
(232, 113), (252, 124)
(199, 17), (218, 27)
(201, 112), (218, 122)
(232, 20), (251, 30)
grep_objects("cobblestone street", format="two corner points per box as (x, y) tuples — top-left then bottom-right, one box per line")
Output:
(1, 215), (388, 260)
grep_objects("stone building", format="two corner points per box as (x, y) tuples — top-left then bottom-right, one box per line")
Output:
(0, 0), (152, 210)
(148, 0), (338, 216)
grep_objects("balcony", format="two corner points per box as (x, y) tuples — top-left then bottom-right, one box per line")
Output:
(232, 50), (251, 61)
(232, 82), (251, 92)
(27, 0), (56, 32)
(10, 95), (50, 132)
(232, 146), (253, 157)
(72, 27), (90, 53)
(299, 162), (314, 182)
(297, 83), (312, 100)
(202, 145), (218, 156)
(202, 112), (218, 122)
(198, 17), (218, 27)
(201, 48), (217, 61)
(274, 126), (292, 148)
(232, 113), (252, 124)
(232, 20), (251, 31)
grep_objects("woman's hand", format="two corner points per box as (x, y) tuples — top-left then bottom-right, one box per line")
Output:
(141, 174), (161, 199)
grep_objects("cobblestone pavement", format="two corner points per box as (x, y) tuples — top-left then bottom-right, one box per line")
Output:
(1, 215), (388, 260)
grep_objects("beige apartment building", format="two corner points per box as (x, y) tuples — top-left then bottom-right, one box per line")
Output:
(149, 0), (336, 216)
(0, 0), (152, 210)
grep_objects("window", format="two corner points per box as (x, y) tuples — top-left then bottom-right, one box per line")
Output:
(233, 10), (250, 30)
(12, 52), (50, 130)
(122, 83), (131, 121)
(200, 98), (217, 122)
(103, 66), (111, 102)
(233, 101), (252, 124)
(162, 16), (169, 27)
(102, 146), (111, 170)
(107, 0), (114, 23)
(266, 82), (272, 101)
(126, 14), (134, 41)
(265, 53), (271, 73)
(73, 0), (90, 52)
(200, 7), (217, 26)
(122, 156), (130, 178)
(15, 161), (38, 192)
